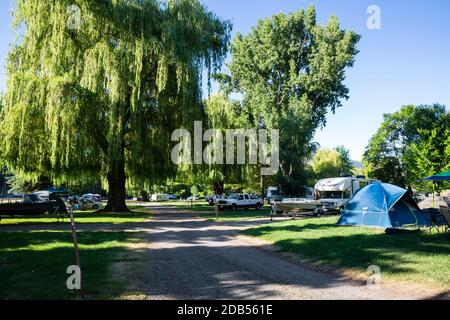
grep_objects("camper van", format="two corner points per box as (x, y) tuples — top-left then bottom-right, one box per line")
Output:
(273, 177), (380, 216)
(314, 177), (379, 212)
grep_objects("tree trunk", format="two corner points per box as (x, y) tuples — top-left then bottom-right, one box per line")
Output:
(213, 182), (224, 195)
(260, 174), (265, 199)
(140, 190), (150, 202)
(103, 157), (129, 213)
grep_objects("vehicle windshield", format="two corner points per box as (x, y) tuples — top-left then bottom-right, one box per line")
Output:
(227, 194), (239, 199)
(268, 190), (280, 197)
(318, 191), (346, 199)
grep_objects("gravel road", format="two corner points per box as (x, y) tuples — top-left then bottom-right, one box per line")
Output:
(129, 206), (442, 300)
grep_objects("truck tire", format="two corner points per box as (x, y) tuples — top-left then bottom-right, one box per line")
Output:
(255, 203), (262, 210)
(231, 204), (238, 211)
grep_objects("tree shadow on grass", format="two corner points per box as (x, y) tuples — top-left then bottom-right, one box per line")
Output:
(0, 231), (140, 300)
(245, 223), (340, 235)
(0, 211), (153, 228)
(245, 225), (450, 285)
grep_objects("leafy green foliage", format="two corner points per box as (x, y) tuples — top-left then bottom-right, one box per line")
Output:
(364, 104), (450, 189)
(190, 185), (199, 197)
(203, 94), (259, 193)
(404, 128), (450, 191)
(312, 148), (348, 179)
(5, 174), (51, 194)
(0, 0), (231, 210)
(335, 146), (353, 176)
(220, 5), (360, 192)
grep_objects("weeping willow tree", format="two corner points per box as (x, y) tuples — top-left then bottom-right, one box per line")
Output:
(0, 0), (231, 211)
(203, 94), (261, 195)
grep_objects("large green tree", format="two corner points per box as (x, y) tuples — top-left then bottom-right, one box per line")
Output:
(0, 0), (231, 211)
(335, 146), (353, 176)
(311, 147), (354, 179)
(363, 104), (450, 188)
(404, 128), (450, 191)
(203, 94), (252, 194)
(219, 5), (360, 193)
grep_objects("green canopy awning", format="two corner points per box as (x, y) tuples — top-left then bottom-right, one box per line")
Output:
(423, 170), (450, 181)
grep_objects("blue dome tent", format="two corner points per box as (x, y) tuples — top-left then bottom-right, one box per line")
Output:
(337, 183), (431, 229)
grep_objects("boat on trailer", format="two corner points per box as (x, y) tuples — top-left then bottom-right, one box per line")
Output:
(272, 177), (380, 218)
(0, 192), (67, 218)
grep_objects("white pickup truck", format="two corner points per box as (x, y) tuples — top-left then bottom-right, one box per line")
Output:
(217, 193), (264, 211)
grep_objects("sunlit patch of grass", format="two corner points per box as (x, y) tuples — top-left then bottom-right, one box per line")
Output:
(243, 217), (450, 289)
(0, 231), (140, 300)
(0, 206), (153, 226)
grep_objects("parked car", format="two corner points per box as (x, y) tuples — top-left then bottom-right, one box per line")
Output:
(168, 194), (178, 200)
(206, 195), (225, 206)
(81, 193), (102, 203)
(217, 193), (264, 211)
(186, 196), (199, 201)
(78, 198), (104, 211)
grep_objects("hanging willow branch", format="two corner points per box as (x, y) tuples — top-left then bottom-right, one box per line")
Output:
(0, 0), (231, 206)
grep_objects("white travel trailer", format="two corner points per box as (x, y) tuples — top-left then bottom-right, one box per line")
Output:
(151, 194), (170, 202)
(273, 177), (380, 217)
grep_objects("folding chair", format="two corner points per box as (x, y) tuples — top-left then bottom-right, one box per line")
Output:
(439, 206), (450, 232)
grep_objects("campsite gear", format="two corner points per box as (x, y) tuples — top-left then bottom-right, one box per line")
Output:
(444, 197), (450, 207)
(423, 208), (448, 233)
(423, 170), (450, 181)
(423, 170), (450, 208)
(439, 206), (450, 232)
(337, 183), (431, 230)
(0, 194), (67, 217)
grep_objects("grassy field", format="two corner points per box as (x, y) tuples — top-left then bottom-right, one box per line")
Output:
(0, 206), (153, 226)
(158, 200), (272, 222)
(0, 206), (153, 300)
(0, 231), (142, 299)
(243, 216), (450, 289)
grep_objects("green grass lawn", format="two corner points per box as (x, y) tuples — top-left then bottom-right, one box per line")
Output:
(0, 206), (152, 299)
(0, 230), (141, 299)
(243, 216), (450, 289)
(0, 206), (153, 226)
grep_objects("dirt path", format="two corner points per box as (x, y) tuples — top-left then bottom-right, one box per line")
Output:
(123, 206), (443, 300)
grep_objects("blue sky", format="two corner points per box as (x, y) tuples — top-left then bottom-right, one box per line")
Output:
(1, 0), (450, 160)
